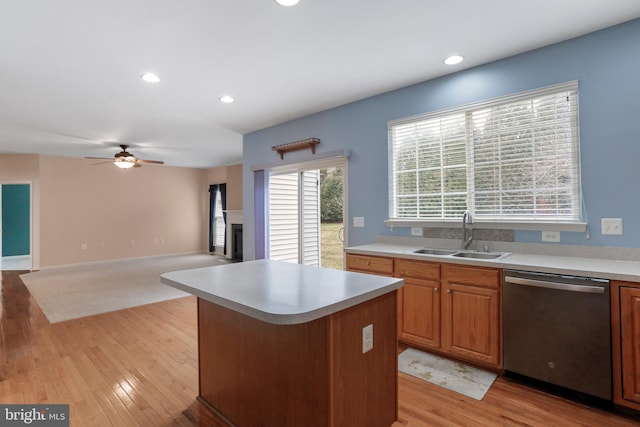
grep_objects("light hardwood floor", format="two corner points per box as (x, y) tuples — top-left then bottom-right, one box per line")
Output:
(1, 270), (638, 426)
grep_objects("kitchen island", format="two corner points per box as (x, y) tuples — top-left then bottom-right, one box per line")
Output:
(161, 259), (403, 427)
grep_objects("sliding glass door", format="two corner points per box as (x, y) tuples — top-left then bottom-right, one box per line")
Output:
(267, 159), (346, 269)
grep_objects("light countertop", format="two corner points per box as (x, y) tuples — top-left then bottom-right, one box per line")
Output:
(161, 259), (403, 325)
(346, 242), (640, 282)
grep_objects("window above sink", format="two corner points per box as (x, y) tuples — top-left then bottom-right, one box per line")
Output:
(387, 81), (584, 231)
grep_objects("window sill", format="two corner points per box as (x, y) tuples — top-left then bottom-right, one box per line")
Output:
(385, 219), (587, 233)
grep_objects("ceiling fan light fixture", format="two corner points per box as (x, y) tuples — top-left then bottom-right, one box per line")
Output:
(85, 144), (164, 168)
(114, 158), (136, 169)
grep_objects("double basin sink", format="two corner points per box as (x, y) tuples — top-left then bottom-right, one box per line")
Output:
(411, 248), (510, 261)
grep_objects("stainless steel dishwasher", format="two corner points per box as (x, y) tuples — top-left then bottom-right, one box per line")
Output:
(502, 270), (611, 400)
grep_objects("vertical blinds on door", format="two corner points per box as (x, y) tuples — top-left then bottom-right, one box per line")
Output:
(268, 170), (321, 266)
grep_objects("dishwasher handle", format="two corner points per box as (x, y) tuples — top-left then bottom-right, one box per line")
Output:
(504, 276), (605, 294)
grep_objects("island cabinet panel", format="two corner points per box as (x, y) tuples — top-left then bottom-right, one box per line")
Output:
(442, 264), (501, 367)
(197, 291), (398, 427)
(328, 290), (398, 427)
(612, 281), (640, 410)
(197, 300), (330, 426)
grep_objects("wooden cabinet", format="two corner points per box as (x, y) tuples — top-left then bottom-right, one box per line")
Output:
(395, 259), (441, 349)
(394, 258), (501, 369)
(612, 281), (640, 410)
(346, 253), (394, 276)
(347, 252), (502, 369)
(442, 264), (501, 367)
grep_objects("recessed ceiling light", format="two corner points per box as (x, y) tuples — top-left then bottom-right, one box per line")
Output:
(141, 73), (160, 83)
(275, 0), (299, 6)
(444, 55), (464, 65)
(220, 95), (234, 103)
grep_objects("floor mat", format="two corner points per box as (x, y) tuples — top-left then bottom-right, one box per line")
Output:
(398, 347), (497, 400)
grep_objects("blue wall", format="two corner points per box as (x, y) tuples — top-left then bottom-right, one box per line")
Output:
(2, 184), (30, 257)
(243, 19), (640, 259)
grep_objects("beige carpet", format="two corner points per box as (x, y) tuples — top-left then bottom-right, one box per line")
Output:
(20, 254), (232, 323)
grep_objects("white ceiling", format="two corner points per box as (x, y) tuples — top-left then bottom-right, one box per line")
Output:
(1, 1), (639, 169)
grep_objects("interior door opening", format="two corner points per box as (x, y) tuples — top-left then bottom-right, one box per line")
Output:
(0, 183), (32, 271)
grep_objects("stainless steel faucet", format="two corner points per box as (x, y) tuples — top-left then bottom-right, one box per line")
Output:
(462, 211), (473, 249)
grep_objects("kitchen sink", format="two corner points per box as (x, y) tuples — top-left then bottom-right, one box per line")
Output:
(451, 251), (504, 260)
(413, 248), (458, 256)
(411, 248), (510, 261)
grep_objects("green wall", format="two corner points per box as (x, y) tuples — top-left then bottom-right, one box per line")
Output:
(2, 184), (30, 256)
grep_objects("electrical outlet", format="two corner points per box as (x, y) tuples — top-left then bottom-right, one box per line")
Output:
(81, 243), (87, 250)
(541, 231), (560, 242)
(601, 218), (623, 235)
(353, 217), (365, 228)
(411, 227), (423, 237)
(362, 324), (373, 353)
(130, 240), (136, 247)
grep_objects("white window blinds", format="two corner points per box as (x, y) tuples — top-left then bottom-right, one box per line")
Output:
(388, 81), (581, 223)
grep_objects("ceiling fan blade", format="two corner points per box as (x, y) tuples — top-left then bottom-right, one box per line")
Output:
(91, 161), (114, 165)
(133, 163), (143, 168)
(136, 159), (164, 165)
(85, 156), (114, 160)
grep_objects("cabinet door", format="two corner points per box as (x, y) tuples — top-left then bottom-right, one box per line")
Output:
(442, 282), (500, 367)
(399, 277), (440, 349)
(621, 287), (640, 403)
(395, 259), (441, 348)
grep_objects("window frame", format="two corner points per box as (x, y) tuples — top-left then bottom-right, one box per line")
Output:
(386, 81), (587, 232)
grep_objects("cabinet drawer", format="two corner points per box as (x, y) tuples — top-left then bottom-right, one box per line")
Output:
(444, 264), (500, 289)
(396, 259), (440, 281)
(346, 254), (394, 275)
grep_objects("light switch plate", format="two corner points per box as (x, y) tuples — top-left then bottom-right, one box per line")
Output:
(353, 217), (365, 228)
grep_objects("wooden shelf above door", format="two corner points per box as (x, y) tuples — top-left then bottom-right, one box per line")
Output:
(272, 138), (320, 160)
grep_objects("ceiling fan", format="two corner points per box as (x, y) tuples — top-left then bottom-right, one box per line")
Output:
(85, 144), (165, 169)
